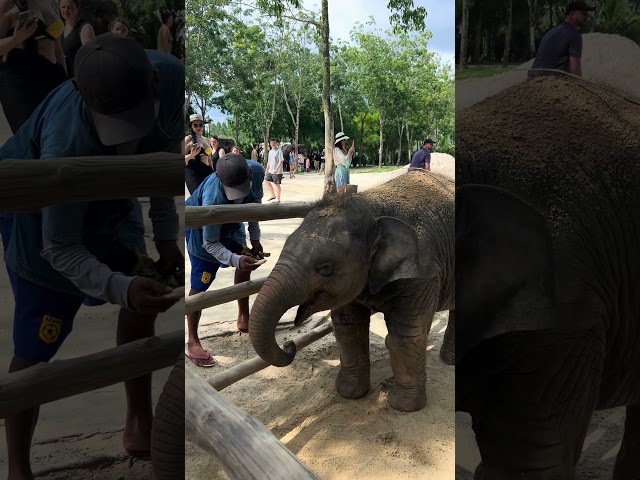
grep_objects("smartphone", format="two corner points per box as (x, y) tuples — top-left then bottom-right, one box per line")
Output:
(17, 10), (35, 28)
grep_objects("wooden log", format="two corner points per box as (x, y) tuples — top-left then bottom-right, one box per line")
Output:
(0, 330), (183, 418)
(185, 278), (267, 314)
(209, 318), (333, 391)
(0, 153), (183, 211)
(186, 369), (320, 480)
(185, 202), (315, 228)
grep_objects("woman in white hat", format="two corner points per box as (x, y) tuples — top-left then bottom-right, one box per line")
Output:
(184, 113), (213, 194)
(333, 131), (355, 194)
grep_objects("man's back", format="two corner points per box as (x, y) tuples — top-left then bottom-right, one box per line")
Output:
(530, 22), (582, 77)
(410, 148), (430, 170)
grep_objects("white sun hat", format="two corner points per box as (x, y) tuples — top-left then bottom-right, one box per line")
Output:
(334, 131), (350, 144)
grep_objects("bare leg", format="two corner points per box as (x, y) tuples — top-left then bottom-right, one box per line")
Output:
(337, 185), (347, 194)
(186, 288), (215, 366)
(264, 181), (275, 199)
(6, 356), (39, 480)
(273, 184), (281, 202)
(117, 308), (156, 455)
(235, 269), (251, 332)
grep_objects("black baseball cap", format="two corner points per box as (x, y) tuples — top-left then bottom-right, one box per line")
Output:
(74, 33), (159, 146)
(423, 138), (436, 145)
(566, 1), (595, 13)
(217, 153), (252, 200)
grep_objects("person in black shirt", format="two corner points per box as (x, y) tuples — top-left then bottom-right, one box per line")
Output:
(529, 1), (594, 78)
(184, 114), (213, 194)
(409, 139), (434, 172)
(209, 135), (225, 172)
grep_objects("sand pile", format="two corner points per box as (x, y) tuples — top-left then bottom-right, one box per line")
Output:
(456, 33), (640, 111)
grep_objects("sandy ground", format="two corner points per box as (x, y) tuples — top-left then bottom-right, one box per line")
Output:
(185, 156), (456, 479)
(0, 105), (184, 478)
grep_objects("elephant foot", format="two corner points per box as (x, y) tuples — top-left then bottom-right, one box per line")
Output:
(613, 404), (640, 480)
(387, 383), (427, 412)
(439, 346), (455, 365)
(336, 367), (370, 399)
(385, 333), (427, 412)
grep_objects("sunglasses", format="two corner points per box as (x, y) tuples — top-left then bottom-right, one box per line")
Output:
(192, 123), (203, 128)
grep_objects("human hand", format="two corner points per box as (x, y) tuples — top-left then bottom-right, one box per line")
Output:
(348, 140), (355, 155)
(14, 17), (37, 44)
(155, 240), (184, 275)
(127, 277), (178, 314)
(250, 240), (263, 256)
(189, 143), (202, 157)
(239, 255), (261, 271)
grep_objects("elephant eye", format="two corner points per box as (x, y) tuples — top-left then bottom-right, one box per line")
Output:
(316, 262), (334, 276)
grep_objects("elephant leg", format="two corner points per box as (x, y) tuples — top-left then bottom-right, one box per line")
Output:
(385, 333), (427, 412)
(465, 329), (602, 479)
(613, 404), (640, 480)
(332, 303), (371, 400)
(151, 354), (185, 480)
(440, 310), (455, 365)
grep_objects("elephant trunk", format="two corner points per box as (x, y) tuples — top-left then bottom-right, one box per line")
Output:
(250, 266), (306, 367)
(151, 354), (185, 480)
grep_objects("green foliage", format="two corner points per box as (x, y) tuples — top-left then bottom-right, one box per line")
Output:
(186, 1), (454, 165)
(594, 0), (640, 42)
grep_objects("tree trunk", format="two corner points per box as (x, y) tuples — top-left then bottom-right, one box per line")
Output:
(337, 100), (344, 132)
(396, 121), (404, 166)
(406, 124), (412, 163)
(528, 0), (537, 57)
(358, 111), (367, 156)
(185, 90), (192, 116)
(460, 0), (470, 69)
(321, 0), (335, 195)
(502, 0), (513, 67)
(473, 8), (483, 63)
(378, 112), (385, 169)
(548, 0), (553, 30)
(235, 114), (240, 147)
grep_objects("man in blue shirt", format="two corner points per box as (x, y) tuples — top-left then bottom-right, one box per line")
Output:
(0, 34), (184, 477)
(185, 153), (265, 367)
(409, 139), (434, 172)
(529, 1), (594, 78)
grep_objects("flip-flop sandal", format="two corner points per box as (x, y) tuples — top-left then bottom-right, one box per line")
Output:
(125, 449), (151, 458)
(185, 349), (217, 368)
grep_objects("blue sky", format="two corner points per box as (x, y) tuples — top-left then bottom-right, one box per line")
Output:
(207, 0), (454, 123)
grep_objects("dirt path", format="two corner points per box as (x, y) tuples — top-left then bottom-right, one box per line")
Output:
(185, 157), (455, 479)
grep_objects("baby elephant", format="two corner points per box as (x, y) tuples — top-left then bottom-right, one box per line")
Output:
(249, 172), (454, 411)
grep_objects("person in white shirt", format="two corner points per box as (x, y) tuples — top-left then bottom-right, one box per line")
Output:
(264, 138), (284, 204)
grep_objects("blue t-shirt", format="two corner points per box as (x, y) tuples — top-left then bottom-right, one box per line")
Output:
(410, 148), (431, 169)
(0, 50), (185, 296)
(186, 160), (265, 263)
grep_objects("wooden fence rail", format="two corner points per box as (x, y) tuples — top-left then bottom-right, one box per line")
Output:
(0, 153), (183, 211)
(0, 330), (183, 418)
(186, 368), (320, 480)
(185, 278), (266, 314)
(209, 318), (333, 391)
(186, 202), (315, 228)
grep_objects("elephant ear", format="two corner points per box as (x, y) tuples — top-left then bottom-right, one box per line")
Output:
(456, 185), (557, 361)
(368, 216), (421, 296)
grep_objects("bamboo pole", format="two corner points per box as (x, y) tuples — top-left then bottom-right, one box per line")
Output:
(185, 202), (315, 228)
(186, 369), (320, 480)
(0, 330), (183, 418)
(209, 318), (333, 391)
(185, 278), (267, 314)
(0, 153), (183, 211)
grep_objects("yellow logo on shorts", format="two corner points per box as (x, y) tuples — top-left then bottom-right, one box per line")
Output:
(39, 315), (62, 344)
(201, 271), (212, 284)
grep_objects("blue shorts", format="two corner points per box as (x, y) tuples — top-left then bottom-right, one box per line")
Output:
(185, 228), (244, 292)
(8, 267), (83, 362)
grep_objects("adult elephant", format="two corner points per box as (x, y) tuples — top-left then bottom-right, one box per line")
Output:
(249, 171), (455, 412)
(456, 76), (640, 479)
